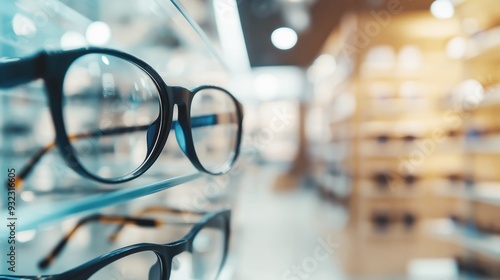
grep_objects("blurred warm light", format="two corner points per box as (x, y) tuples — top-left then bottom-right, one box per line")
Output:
(400, 82), (422, 99)
(364, 45), (395, 70)
(404, 17), (460, 39)
(460, 79), (485, 103)
(449, 79), (485, 107)
(271, 27), (298, 50)
(398, 45), (422, 70)
(369, 83), (393, 99)
(430, 0), (455, 19)
(446, 37), (467, 59)
(307, 54), (336, 82)
(86, 21), (111, 46)
(331, 93), (356, 122)
(60, 31), (87, 50)
(12, 13), (37, 37)
(462, 18), (481, 35)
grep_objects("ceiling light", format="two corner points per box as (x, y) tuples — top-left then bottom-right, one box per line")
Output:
(430, 0), (454, 19)
(60, 31), (87, 50)
(86, 21), (111, 46)
(271, 27), (298, 50)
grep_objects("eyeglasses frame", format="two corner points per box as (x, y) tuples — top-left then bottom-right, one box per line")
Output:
(1, 209), (231, 280)
(0, 47), (244, 185)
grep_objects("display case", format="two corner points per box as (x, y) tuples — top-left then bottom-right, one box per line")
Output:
(310, 12), (468, 277)
(0, 1), (242, 278)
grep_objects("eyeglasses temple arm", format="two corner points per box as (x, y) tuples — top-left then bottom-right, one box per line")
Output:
(12, 113), (231, 190)
(0, 53), (44, 88)
(108, 206), (207, 241)
(188, 112), (235, 128)
(10, 124), (151, 191)
(38, 214), (161, 270)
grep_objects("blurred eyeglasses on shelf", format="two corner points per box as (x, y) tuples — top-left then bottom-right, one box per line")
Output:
(372, 171), (418, 190)
(371, 211), (417, 232)
(1, 208), (230, 280)
(0, 48), (244, 190)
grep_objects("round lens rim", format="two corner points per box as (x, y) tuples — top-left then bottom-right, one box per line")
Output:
(60, 245), (167, 280)
(55, 48), (172, 184)
(56, 210), (230, 280)
(184, 209), (231, 279)
(187, 85), (243, 176)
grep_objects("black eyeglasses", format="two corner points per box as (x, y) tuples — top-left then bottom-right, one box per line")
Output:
(368, 134), (418, 144)
(372, 172), (418, 189)
(0, 48), (243, 189)
(1, 208), (230, 280)
(371, 211), (417, 231)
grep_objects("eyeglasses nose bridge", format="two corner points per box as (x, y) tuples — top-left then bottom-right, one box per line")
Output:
(168, 87), (192, 156)
(170, 86), (191, 105)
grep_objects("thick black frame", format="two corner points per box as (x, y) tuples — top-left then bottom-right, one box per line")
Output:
(0, 47), (244, 185)
(0, 209), (231, 280)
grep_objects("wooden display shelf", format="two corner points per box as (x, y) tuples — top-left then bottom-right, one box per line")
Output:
(465, 45), (500, 85)
(429, 219), (500, 260)
(338, 226), (462, 277)
(359, 140), (464, 158)
(358, 179), (465, 199)
(313, 10), (468, 279)
(472, 202), (500, 233)
(466, 154), (500, 181)
(355, 195), (462, 221)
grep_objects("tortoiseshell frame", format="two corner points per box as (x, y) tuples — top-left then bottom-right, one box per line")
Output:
(0, 48), (244, 185)
(38, 206), (207, 269)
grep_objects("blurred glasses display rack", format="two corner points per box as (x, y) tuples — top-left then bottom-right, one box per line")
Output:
(431, 1), (500, 278)
(310, 12), (469, 277)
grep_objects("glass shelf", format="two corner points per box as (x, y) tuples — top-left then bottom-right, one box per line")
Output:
(0, 0), (233, 228)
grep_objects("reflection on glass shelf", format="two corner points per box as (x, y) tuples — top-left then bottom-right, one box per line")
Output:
(429, 219), (500, 260)
(9, 172), (202, 231)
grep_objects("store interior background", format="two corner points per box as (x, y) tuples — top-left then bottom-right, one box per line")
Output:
(2, 0), (500, 279)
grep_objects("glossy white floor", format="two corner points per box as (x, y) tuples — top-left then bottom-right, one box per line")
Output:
(227, 165), (348, 280)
